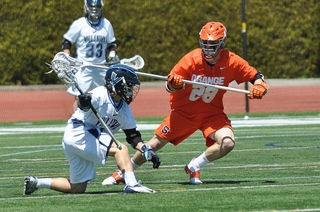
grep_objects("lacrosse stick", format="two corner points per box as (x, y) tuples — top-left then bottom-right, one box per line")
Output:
(46, 52), (122, 150)
(134, 71), (250, 94)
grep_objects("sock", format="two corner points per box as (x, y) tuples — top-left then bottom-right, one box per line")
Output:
(194, 152), (211, 168)
(131, 158), (140, 170)
(123, 171), (138, 187)
(36, 178), (52, 189)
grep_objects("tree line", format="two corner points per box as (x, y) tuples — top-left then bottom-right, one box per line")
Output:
(0, 0), (319, 85)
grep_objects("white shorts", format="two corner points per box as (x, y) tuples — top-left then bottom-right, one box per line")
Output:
(67, 67), (106, 96)
(62, 123), (112, 184)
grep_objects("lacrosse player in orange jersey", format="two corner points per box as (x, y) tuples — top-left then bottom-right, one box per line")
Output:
(102, 22), (269, 185)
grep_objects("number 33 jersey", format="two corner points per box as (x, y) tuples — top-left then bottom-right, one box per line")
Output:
(169, 48), (258, 115)
(63, 17), (116, 65)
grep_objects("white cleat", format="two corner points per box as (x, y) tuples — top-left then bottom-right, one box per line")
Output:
(185, 158), (203, 185)
(24, 176), (38, 195)
(102, 171), (125, 186)
(123, 184), (157, 194)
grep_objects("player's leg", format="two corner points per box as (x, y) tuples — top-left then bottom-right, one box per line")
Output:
(185, 113), (235, 184)
(108, 141), (156, 193)
(205, 127), (235, 161)
(185, 127), (235, 184)
(102, 111), (196, 185)
(50, 178), (88, 193)
(24, 176), (89, 195)
(102, 134), (169, 186)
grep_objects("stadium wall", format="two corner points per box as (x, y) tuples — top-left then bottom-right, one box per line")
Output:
(0, 79), (319, 122)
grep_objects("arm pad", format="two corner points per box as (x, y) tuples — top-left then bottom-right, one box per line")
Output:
(62, 39), (72, 50)
(123, 129), (143, 149)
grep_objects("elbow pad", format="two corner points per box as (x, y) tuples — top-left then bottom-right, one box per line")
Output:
(62, 39), (72, 50)
(124, 129), (143, 149)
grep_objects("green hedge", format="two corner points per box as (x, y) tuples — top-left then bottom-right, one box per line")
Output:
(0, 0), (319, 85)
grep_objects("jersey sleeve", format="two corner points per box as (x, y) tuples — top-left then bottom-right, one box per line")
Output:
(63, 18), (83, 44)
(121, 106), (137, 130)
(103, 18), (116, 44)
(233, 54), (258, 84)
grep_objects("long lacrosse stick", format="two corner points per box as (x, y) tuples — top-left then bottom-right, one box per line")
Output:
(134, 71), (250, 94)
(46, 52), (122, 150)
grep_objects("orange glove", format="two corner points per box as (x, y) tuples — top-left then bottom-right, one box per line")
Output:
(247, 81), (269, 99)
(167, 74), (185, 90)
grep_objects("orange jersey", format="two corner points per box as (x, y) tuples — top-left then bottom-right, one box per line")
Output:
(169, 48), (257, 115)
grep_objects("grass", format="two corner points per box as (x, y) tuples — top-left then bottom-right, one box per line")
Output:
(0, 111), (320, 212)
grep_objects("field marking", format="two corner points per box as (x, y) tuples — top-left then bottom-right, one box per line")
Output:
(254, 209), (320, 212)
(1, 182), (320, 201)
(1, 117), (320, 135)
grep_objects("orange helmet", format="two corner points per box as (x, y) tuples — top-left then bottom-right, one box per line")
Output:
(199, 22), (227, 63)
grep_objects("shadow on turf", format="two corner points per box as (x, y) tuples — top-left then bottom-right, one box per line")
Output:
(86, 190), (123, 195)
(179, 180), (276, 185)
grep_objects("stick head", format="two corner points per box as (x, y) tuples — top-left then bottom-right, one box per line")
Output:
(48, 52), (81, 86)
(120, 55), (145, 70)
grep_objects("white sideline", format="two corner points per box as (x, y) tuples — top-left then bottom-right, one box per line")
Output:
(0, 117), (320, 135)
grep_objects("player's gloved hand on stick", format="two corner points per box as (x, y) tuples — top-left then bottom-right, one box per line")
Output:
(247, 81), (269, 99)
(167, 73), (185, 90)
(140, 144), (161, 168)
(78, 94), (92, 111)
(108, 55), (120, 65)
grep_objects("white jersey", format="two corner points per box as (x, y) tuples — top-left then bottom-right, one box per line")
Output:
(69, 86), (137, 133)
(63, 17), (116, 65)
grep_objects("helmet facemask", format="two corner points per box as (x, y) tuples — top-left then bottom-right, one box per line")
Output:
(109, 76), (140, 105)
(200, 38), (226, 62)
(84, 0), (103, 24)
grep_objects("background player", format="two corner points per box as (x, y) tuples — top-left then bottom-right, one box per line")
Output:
(24, 65), (159, 194)
(102, 22), (269, 185)
(62, 0), (120, 113)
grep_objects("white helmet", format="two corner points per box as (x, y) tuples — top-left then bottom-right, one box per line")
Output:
(84, 0), (104, 24)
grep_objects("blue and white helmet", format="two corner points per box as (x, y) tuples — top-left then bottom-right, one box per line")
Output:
(84, 0), (104, 24)
(105, 64), (140, 105)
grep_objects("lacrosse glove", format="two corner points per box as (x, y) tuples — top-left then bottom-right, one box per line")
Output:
(108, 55), (120, 65)
(247, 81), (269, 99)
(140, 144), (161, 168)
(78, 94), (92, 111)
(167, 73), (185, 91)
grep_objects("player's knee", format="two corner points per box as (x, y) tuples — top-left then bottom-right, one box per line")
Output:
(70, 183), (87, 193)
(119, 143), (129, 153)
(221, 136), (235, 151)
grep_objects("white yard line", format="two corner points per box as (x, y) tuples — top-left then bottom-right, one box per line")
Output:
(0, 117), (320, 135)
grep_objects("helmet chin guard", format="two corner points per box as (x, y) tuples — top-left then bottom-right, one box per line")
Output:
(199, 22), (227, 63)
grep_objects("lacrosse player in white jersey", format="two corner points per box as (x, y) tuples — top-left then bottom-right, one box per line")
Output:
(24, 64), (160, 195)
(62, 0), (120, 113)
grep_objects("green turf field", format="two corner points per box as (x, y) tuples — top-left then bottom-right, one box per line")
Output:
(0, 112), (320, 212)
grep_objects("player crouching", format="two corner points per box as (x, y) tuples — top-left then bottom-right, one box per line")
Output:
(24, 64), (158, 194)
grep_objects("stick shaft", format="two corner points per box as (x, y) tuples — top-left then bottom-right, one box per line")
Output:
(135, 71), (250, 94)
